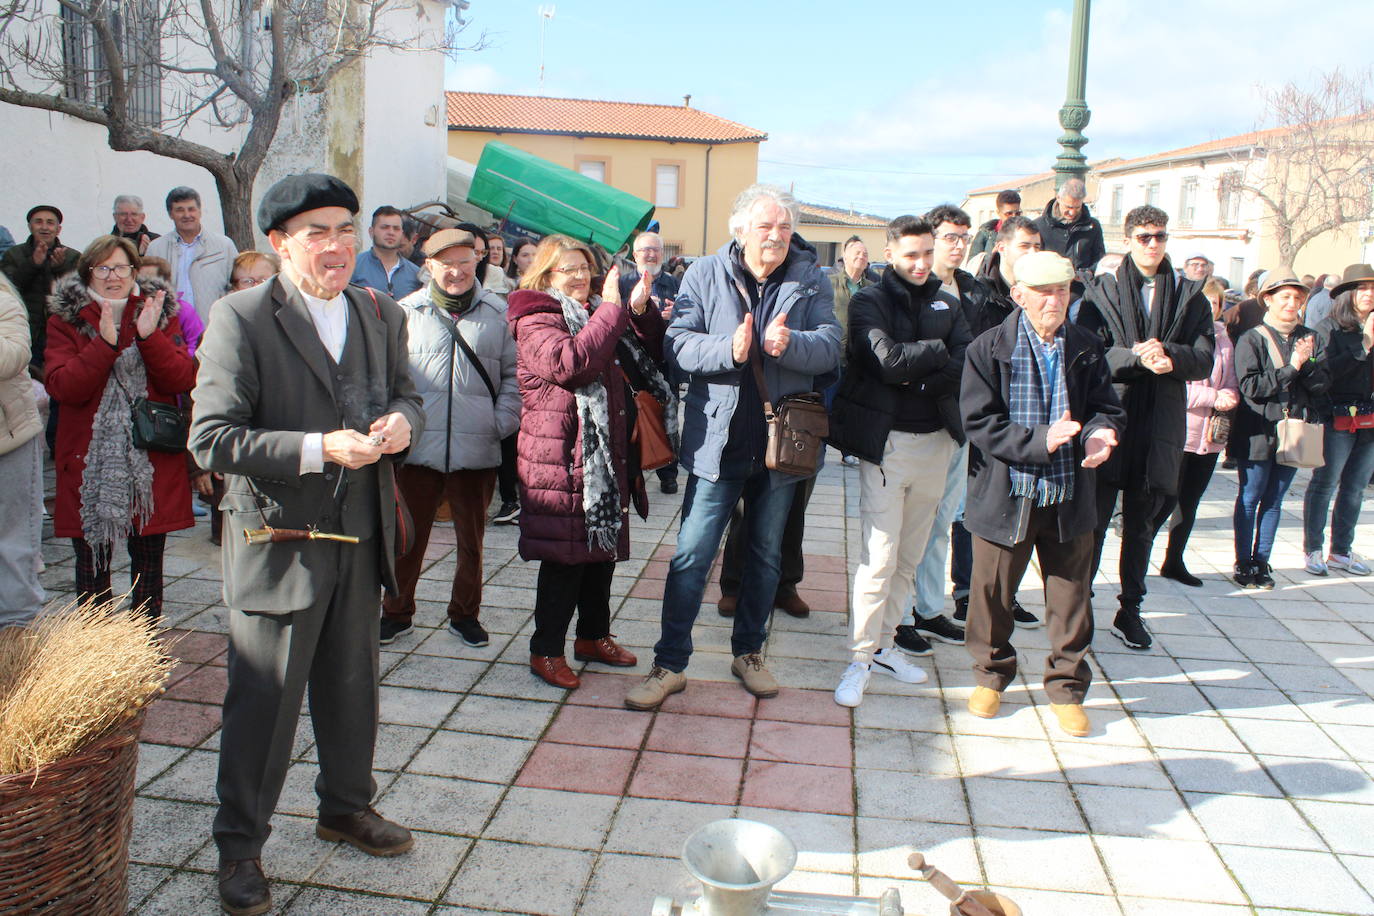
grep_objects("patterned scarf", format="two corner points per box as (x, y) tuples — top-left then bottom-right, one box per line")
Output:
(1008, 312), (1074, 506)
(553, 290), (620, 553)
(80, 341), (156, 549)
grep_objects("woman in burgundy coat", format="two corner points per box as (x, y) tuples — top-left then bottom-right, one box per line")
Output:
(507, 235), (670, 689)
(45, 235), (196, 617)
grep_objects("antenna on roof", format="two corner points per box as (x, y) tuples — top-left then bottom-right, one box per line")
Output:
(538, 5), (555, 89)
(683, 94), (691, 107)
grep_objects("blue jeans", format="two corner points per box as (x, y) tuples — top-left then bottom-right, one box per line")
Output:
(654, 469), (797, 672)
(1234, 458), (1298, 565)
(913, 442), (968, 620)
(1302, 424), (1374, 556)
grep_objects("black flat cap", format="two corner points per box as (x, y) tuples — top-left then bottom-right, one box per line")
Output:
(26, 204), (63, 223)
(256, 173), (359, 234)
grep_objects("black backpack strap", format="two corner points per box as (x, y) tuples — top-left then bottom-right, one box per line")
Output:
(434, 306), (499, 405)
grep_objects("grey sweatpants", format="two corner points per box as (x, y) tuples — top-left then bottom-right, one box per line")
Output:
(0, 435), (44, 626)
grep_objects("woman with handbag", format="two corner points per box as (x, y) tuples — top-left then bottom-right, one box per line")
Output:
(45, 235), (196, 616)
(1155, 277), (1240, 586)
(1230, 275), (1330, 589)
(506, 235), (670, 689)
(1302, 264), (1374, 576)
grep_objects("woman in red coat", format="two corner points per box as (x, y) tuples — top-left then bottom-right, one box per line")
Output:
(507, 235), (671, 689)
(45, 235), (196, 617)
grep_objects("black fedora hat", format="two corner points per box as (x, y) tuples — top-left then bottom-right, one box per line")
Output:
(1332, 263), (1374, 298)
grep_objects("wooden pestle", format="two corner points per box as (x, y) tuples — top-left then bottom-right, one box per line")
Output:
(908, 853), (999, 916)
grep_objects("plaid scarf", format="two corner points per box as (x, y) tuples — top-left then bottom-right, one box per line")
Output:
(1009, 312), (1074, 506)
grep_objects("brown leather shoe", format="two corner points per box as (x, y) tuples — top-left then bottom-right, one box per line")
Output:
(530, 654), (580, 689)
(574, 636), (637, 667)
(717, 593), (737, 617)
(217, 858), (271, 916)
(775, 591), (810, 618)
(316, 807), (414, 856)
(731, 653), (780, 698)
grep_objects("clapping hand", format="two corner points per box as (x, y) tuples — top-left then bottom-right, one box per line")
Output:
(732, 312), (754, 364)
(96, 298), (119, 346)
(763, 311), (790, 357)
(1291, 335), (1315, 368)
(1046, 410), (1081, 454)
(626, 271), (651, 316)
(135, 289), (165, 339)
(1082, 428), (1118, 468)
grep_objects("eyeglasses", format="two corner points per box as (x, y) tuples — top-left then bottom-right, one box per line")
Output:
(434, 258), (477, 271)
(636, 246), (663, 254)
(92, 264), (134, 279)
(1133, 232), (1169, 245)
(233, 275), (266, 289)
(288, 226), (359, 253)
(938, 233), (972, 246)
(552, 266), (593, 277)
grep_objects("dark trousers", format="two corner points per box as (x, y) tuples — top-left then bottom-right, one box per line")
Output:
(497, 434), (519, 505)
(214, 539), (381, 860)
(967, 507), (1095, 704)
(1153, 452), (1220, 562)
(383, 464), (496, 624)
(1092, 479), (1166, 611)
(72, 534), (166, 617)
(950, 520), (973, 598)
(719, 474), (815, 598)
(530, 560), (614, 657)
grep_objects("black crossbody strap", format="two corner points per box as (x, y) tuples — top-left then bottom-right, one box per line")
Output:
(434, 307), (498, 405)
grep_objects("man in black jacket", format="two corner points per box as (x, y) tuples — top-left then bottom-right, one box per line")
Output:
(1033, 179), (1105, 280)
(976, 216), (1042, 337)
(960, 251), (1124, 737)
(969, 190), (1022, 260)
(1077, 205), (1215, 651)
(828, 216), (971, 708)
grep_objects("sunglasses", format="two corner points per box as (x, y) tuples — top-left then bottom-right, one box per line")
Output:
(1133, 232), (1168, 245)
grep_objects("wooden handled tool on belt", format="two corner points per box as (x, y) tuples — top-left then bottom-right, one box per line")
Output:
(908, 853), (998, 916)
(243, 527), (361, 545)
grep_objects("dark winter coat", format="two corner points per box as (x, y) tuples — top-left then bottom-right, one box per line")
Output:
(960, 310), (1125, 548)
(1, 237), (80, 367)
(827, 267), (971, 463)
(969, 218), (999, 260)
(1033, 198), (1106, 276)
(44, 275), (195, 539)
(974, 253), (1018, 338)
(506, 289), (665, 565)
(1076, 259), (1214, 494)
(1232, 322), (1331, 462)
(1314, 315), (1373, 417)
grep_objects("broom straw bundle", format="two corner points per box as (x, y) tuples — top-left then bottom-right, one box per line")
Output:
(0, 599), (175, 775)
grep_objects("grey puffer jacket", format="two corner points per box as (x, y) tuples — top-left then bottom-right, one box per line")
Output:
(400, 281), (520, 471)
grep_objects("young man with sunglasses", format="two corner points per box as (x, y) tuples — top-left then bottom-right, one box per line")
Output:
(1076, 205), (1214, 651)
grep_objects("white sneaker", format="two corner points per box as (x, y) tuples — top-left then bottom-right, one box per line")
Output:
(1328, 552), (1372, 576)
(834, 662), (870, 707)
(1305, 550), (1329, 576)
(871, 648), (929, 684)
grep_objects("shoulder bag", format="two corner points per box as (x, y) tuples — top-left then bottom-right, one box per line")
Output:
(432, 306), (498, 404)
(113, 376), (188, 453)
(749, 351), (828, 476)
(1257, 325), (1324, 469)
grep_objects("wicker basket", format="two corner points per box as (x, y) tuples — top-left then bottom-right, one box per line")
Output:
(0, 711), (144, 914)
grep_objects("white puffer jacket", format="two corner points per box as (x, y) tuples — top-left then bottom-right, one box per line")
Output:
(0, 275), (41, 457)
(400, 281), (520, 471)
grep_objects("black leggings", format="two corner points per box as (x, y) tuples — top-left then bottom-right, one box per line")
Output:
(529, 560), (614, 657)
(1153, 451), (1220, 561)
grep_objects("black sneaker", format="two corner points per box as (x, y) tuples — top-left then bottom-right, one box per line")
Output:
(1251, 562), (1275, 590)
(893, 625), (933, 656)
(1111, 610), (1153, 651)
(379, 618), (413, 645)
(1012, 601), (1041, 628)
(953, 595), (968, 622)
(913, 614), (965, 645)
(1232, 562), (1256, 588)
(493, 501), (520, 524)
(659, 478), (679, 494)
(449, 617), (490, 647)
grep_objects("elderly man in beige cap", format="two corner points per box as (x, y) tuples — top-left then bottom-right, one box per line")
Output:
(958, 251), (1126, 737)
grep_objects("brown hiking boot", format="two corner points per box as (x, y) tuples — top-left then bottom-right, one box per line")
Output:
(730, 653), (779, 698)
(625, 665), (687, 710)
(968, 686), (1002, 719)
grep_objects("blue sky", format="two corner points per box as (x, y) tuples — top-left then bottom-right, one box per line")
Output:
(447, 0), (1369, 217)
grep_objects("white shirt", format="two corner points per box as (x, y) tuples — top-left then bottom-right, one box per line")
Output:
(298, 290), (349, 474)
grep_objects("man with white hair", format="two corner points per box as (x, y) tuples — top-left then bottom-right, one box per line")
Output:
(1033, 178), (1105, 279)
(960, 250), (1125, 736)
(619, 231), (682, 492)
(111, 195), (160, 254)
(626, 184), (841, 710)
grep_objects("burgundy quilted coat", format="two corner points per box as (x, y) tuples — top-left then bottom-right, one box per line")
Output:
(506, 289), (664, 565)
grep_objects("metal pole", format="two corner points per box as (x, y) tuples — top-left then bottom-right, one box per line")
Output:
(1053, 0), (1092, 189)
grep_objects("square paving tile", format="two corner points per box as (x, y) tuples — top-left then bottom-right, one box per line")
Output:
(445, 840), (595, 916)
(517, 742), (637, 796)
(755, 686), (852, 726)
(658, 679), (756, 718)
(856, 816), (981, 884)
(1217, 844), (1374, 913)
(408, 730), (534, 784)
(629, 750), (743, 805)
(603, 797), (734, 857)
(854, 727), (959, 776)
(376, 773), (504, 835)
(447, 694), (559, 739)
(1076, 784), (1203, 840)
(483, 786), (619, 850)
(1294, 799), (1374, 855)
(579, 853), (697, 916)
(645, 712), (751, 758)
(965, 775), (1085, 833)
(141, 698), (222, 747)
(740, 758), (853, 815)
(543, 704), (653, 750)
(735, 806), (856, 874)
(311, 829), (471, 899)
(748, 720), (851, 768)
(977, 826), (1112, 895)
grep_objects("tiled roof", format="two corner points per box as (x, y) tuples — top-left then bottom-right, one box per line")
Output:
(1096, 127), (1296, 173)
(798, 203), (888, 228)
(445, 92), (767, 144)
(965, 159), (1122, 196)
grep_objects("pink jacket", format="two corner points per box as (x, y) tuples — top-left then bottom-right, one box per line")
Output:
(1183, 320), (1239, 454)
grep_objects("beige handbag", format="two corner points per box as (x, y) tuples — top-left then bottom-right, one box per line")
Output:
(1257, 326), (1324, 469)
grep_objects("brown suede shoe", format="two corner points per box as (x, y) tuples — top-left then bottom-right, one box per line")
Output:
(316, 807), (414, 856)
(967, 686), (1002, 719)
(775, 591), (810, 618)
(573, 636), (637, 667)
(531, 654), (580, 689)
(1051, 703), (1091, 738)
(625, 665), (687, 710)
(717, 593), (737, 617)
(731, 653), (779, 698)
(217, 858), (270, 916)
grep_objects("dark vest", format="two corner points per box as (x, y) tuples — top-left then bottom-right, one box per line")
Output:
(318, 297), (382, 538)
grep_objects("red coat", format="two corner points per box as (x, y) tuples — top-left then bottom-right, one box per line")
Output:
(45, 275), (196, 539)
(506, 290), (664, 565)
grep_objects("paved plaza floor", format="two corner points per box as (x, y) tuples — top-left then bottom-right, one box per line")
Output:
(36, 460), (1374, 915)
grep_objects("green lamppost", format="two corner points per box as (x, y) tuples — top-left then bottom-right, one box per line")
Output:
(1053, 0), (1092, 189)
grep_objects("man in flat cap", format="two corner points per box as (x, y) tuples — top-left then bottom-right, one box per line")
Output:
(190, 173), (424, 916)
(959, 251), (1124, 737)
